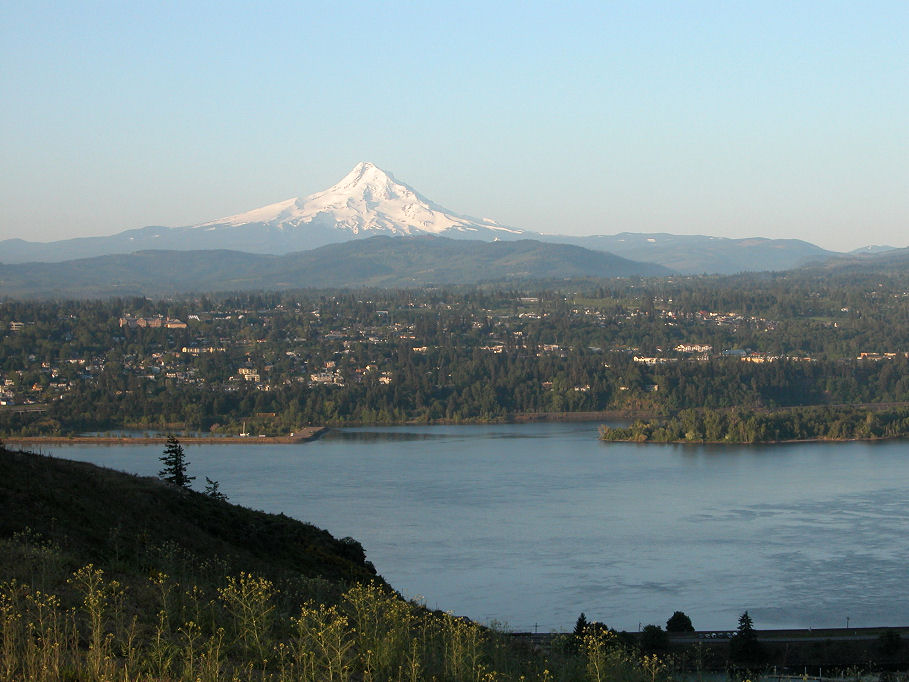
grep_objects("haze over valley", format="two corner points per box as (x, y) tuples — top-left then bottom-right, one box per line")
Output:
(0, 162), (896, 297)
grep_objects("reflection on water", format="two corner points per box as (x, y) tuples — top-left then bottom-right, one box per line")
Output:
(78, 430), (230, 438)
(49, 423), (909, 633)
(325, 422), (630, 442)
(323, 429), (449, 442)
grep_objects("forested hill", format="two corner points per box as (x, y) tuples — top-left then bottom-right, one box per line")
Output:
(804, 246), (909, 274)
(0, 236), (670, 298)
(600, 405), (909, 444)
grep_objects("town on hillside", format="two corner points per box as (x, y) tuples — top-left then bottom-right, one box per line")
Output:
(2, 272), (908, 437)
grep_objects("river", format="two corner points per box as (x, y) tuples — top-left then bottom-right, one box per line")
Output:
(44, 422), (909, 633)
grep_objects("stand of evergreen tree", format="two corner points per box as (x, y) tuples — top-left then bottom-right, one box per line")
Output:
(600, 405), (909, 443)
(729, 611), (764, 668)
(158, 435), (194, 488)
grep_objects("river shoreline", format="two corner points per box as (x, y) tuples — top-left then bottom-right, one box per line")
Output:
(599, 435), (907, 445)
(0, 410), (655, 444)
(2, 426), (327, 446)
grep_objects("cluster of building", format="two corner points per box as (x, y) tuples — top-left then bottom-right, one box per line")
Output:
(0, 356), (102, 406)
(119, 315), (187, 329)
(3, 294), (905, 411)
(857, 352), (909, 361)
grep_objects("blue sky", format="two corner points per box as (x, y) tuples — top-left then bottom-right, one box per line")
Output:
(2, 1), (907, 251)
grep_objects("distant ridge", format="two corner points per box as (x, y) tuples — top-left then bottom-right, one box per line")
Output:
(547, 232), (837, 274)
(0, 161), (861, 274)
(803, 246), (909, 273)
(0, 236), (672, 298)
(848, 244), (896, 255)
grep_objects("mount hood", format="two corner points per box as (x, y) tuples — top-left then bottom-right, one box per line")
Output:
(0, 163), (530, 263)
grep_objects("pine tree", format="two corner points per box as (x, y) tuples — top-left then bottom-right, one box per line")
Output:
(204, 476), (228, 501)
(159, 435), (194, 488)
(737, 610), (754, 634)
(730, 610), (763, 665)
(569, 612), (589, 653)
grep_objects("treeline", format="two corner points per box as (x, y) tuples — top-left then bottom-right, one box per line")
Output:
(2, 273), (909, 435)
(4, 355), (909, 436)
(599, 406), (909, 443)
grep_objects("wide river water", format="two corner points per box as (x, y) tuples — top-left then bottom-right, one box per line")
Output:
(46, 422), (909, 633)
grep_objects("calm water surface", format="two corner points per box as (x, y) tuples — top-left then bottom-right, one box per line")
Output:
(50, 423), (909, 632)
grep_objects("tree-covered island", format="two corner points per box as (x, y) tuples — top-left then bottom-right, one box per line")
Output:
(599, 405), (909, 444)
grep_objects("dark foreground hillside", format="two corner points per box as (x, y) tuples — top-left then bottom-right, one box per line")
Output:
(0, 445), (377, 585)
(0, 446), (659, 681)
(1, 446), (906, 680)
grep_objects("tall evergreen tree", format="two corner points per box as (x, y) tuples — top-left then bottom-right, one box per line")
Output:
(159, 436), (194, 488)
(569, 612), (589, 653)
(730, 610), (763, 666)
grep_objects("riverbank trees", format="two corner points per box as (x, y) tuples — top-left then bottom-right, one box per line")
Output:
(599, 405), (909, 443)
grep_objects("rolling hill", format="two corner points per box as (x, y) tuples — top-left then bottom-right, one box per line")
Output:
(0, 236), (671, 298)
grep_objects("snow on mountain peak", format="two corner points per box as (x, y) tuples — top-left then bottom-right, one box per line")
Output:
(307, 161), (427, 214)
(340, 161), (396, 191)
(194, 162), (527, 239)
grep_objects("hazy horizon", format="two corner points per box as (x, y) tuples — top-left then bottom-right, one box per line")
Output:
(2, 2), (907, 252)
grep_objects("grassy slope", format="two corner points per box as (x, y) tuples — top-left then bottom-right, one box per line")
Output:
(0, 445), (378, 585)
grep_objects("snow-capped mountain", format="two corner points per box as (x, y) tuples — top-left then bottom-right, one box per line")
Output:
(195, 161), (527, 239)
(0, 163), (530, 264)
(0, 162), (842, 274)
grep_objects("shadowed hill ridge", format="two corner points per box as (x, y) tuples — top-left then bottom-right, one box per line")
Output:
(0, 445), (378, 584)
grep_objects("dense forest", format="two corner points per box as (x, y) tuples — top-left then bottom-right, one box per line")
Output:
(1, 268), (908, 436)
(599, 405), (909, 443)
